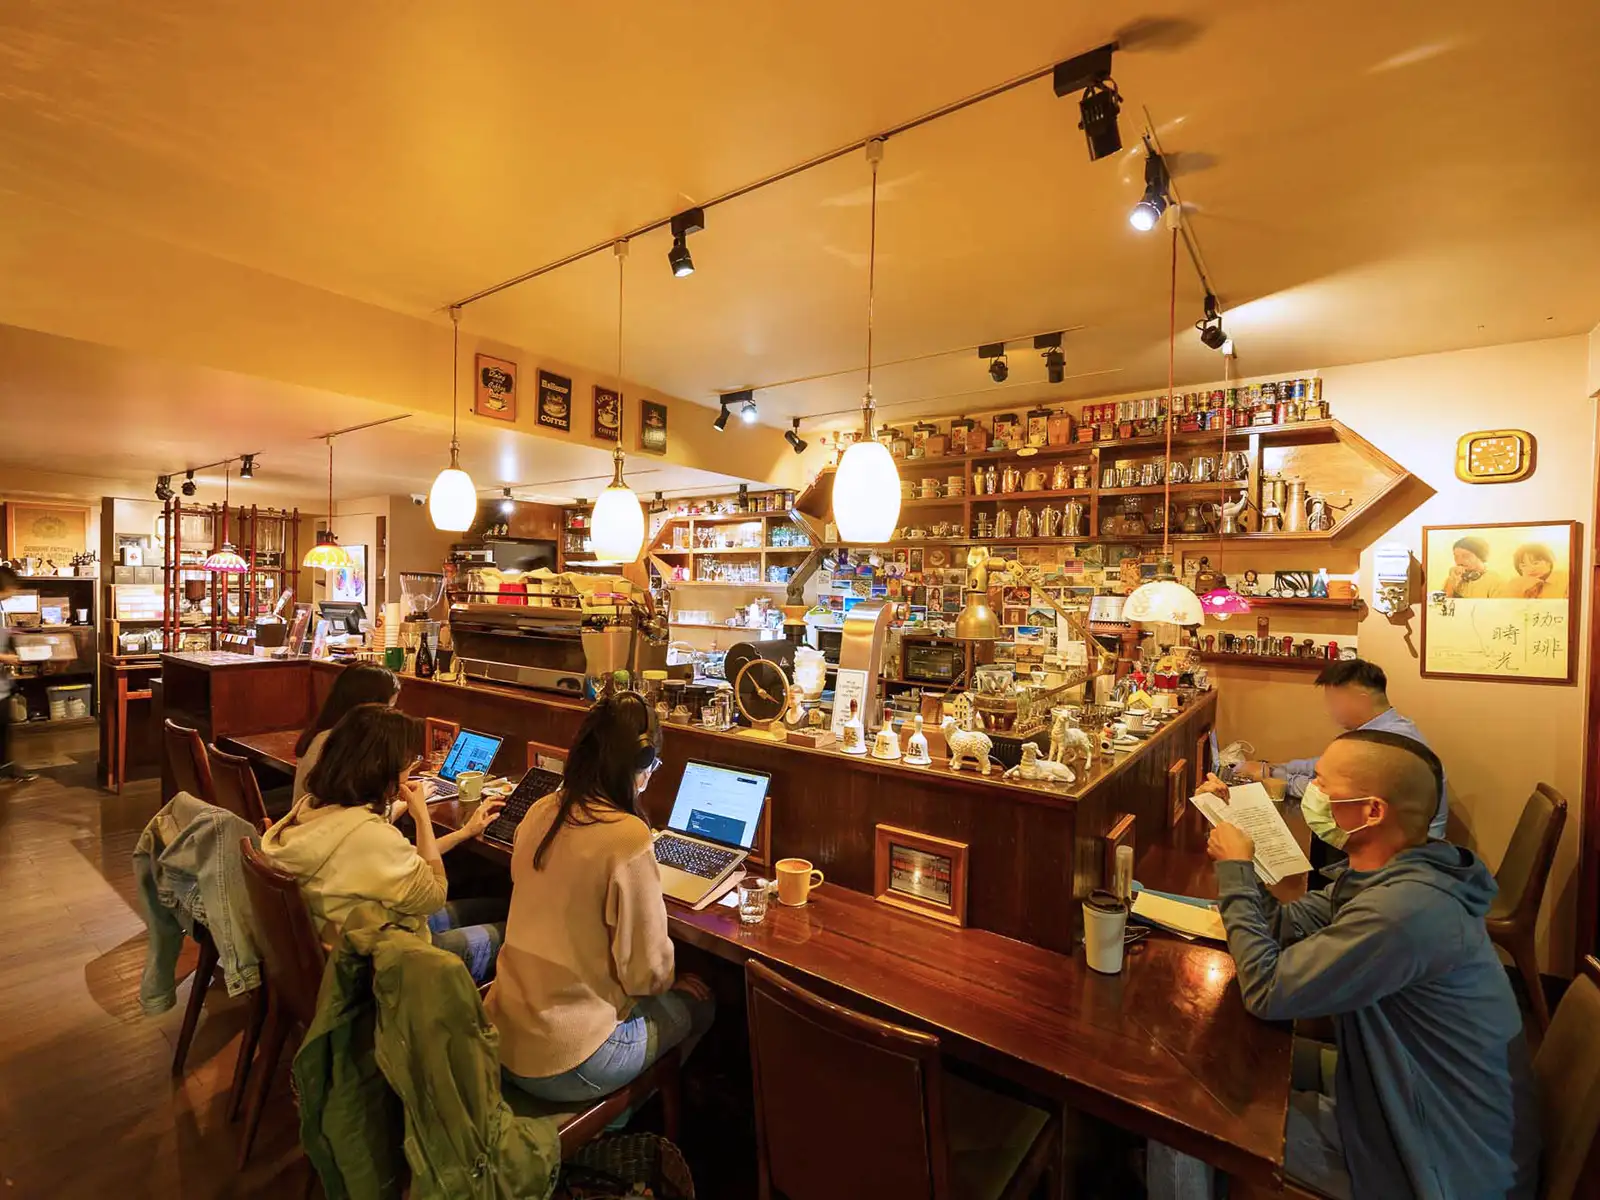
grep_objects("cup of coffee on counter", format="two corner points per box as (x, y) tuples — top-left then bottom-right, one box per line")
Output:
(1083, 889), (1129, 974)
(456, 770), (485, 812)
(775, 857), (825, 906)
(1124, 710), (1148, 733)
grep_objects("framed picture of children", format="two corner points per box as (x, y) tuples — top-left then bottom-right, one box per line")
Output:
(1420, 520), (1580, 683)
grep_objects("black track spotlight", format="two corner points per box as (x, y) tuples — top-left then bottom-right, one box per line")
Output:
(713, 402), (730, 432)
(785, 419), (807, 454)
(1129, 142), (1170, 232)
(238, 453), (255, 479)
(1044, 348), (1066, 383)
(155, 475), (174, 502)
(741, 396), (758, 423)
(500, 487), (515, 515)
(1053, 43), (1122, 162)
(181, 470), (197, 497)
(718, 389), (752, 429)
(1196, 293), (1228, 350)
(668, 206), (704, 278)
(979, 342), (1008, 384)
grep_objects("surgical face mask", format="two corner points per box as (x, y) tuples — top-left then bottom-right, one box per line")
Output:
(1302, 782), (1378, 849)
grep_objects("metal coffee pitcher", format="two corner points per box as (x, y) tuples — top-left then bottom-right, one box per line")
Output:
(1001, 465), (1022, 494)
(1039, 504), (1063, 537)
(1063, 498), (1088, 537)
(1023, 467), (1047, 492)
(1219, 450), (1251, 482)
(1219, 492), (1252, 535)
(1283, 477), (1309, 533)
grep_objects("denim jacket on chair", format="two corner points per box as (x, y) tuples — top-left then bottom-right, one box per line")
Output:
(133, 791), (263, 1014)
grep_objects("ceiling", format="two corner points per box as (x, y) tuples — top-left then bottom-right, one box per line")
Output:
(1, 0), (1597, 467)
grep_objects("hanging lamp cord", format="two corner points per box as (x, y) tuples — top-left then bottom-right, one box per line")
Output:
(327, 438), (335, 535)
(450, 307), (462, 460)
(1162, 223), (1176, 562)
(862, 140), (882, 439)
(617, 242), (626, 455)
(1218, 345), (1230, 575)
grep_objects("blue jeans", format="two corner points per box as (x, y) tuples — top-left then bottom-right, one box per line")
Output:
(428, 898), (508, 985)
(504, 988), (715, 1103)
(1286, 1038), (1351, 1200)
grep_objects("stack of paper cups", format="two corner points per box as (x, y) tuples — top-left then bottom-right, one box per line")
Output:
(383, 602), (401, 648)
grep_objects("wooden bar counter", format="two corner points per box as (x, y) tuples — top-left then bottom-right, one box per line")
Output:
(172, 650), (1215, 953)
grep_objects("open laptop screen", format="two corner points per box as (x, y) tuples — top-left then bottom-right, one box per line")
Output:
(665, 761), (770, 850)
(439, 729), (503, 781)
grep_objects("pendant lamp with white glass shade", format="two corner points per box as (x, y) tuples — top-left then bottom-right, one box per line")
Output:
(303, 437), (355, 572)
(1123, 218), (1204, 627)
(202, 463), (249, 574)
(590, 240), (646, 563)
(428, 306), (478, 532)
(832, 139), (901, 544)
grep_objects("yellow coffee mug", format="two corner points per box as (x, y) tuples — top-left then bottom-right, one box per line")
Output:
(775, 857), (825, 906)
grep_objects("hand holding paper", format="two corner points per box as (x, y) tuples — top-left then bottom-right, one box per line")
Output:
(1190, 781), (1312, 885)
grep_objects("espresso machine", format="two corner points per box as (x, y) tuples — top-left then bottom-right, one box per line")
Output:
(449, 593), (667, 697)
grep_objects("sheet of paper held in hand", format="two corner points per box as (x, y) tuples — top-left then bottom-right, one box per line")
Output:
(1190, 781), (1312, 886)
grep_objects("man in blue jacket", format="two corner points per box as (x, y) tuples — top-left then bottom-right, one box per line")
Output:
(1205, 729), (1539, 1199)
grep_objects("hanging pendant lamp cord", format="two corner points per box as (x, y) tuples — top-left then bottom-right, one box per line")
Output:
(1218, 344), (1230, 575)
(450, 308), (461, 450)
(327, 438), (335, 532)
(861, 141), (882, 439)
(617, 244), (625, 450)
(1162, 224), (1176, 561)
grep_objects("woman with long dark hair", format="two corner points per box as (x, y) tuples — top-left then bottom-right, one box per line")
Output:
(489, 692), (714, 1101)
(263, 704), (509, 982)
(293, 663), (401, 801)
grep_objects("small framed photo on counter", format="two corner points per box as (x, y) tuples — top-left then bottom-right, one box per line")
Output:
(874, 824), (968, 927)
(423, 718), (461, 770)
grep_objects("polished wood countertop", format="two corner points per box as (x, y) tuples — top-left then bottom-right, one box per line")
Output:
(160, 650), (306, 669)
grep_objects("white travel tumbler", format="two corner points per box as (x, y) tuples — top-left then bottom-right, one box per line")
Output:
(1083, 889), (1129, 974)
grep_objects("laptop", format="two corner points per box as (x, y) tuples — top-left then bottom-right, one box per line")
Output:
(653, 760), (772, 906)
(425, 728), (504, 799)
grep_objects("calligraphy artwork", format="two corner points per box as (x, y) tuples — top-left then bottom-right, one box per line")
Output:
(1421, 521), (1580, 683)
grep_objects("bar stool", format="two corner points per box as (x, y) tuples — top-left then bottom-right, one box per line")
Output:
(745, 958), (1058, 1199)
(505, 1050), (682, 1157)
(1487, 784), (1568, 1033)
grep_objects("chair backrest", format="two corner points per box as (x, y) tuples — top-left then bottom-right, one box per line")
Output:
(206, 742), (271, 830)
(1534, 956), (1600, 1200)
(526, 739), (568, 774)
(164, 719), (216, 804)
(1494, 784), (1569, 930)
(745, 958), (950, 1200)
(238, 838), (327, 1027)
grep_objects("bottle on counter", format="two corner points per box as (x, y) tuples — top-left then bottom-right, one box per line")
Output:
(414, 631), (435, 679)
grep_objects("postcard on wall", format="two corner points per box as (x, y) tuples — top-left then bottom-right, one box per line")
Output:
(1420, 520), (1580, 684)
(536, 370), (573, 432)
(639, 399), (668, 455)
(474, 354), (517, 422)
(593, 386), (622, 441)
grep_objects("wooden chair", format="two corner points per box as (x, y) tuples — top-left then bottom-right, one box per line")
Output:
(1533, 954), (1600, 1200)
(507, 1048), (683, 1158)
(744, 958), (1057, 1200)
(526, 739), (568, 774)
(206, 742), (273, 830)
(1487, 784), (1568, 1032)
(235, 838), (328, 1169)
(164, 719), (216, 803)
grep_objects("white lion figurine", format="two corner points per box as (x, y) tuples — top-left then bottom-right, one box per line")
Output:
(940, 716), (994, 775)
(1049, 710), (1094, 772)
(1006, 742), (1076, 785)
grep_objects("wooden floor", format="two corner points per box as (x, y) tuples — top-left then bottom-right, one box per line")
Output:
(0, 746), (304, 1199)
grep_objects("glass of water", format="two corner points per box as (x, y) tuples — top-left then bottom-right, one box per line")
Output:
(737, 878), (775, 926)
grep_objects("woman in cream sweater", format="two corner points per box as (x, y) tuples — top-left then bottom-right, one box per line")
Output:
(489, 693), (714, 1101)
(263, 704), (508, 982)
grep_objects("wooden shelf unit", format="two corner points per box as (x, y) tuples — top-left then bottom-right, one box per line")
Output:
(161, 501), (300, 651)
(1198, 651), (1331, 672)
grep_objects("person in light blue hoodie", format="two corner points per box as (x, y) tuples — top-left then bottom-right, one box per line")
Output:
(1203, 729), (1539, 1200)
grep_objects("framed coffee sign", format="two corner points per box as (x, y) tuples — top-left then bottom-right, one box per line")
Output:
(593, 386), (622, 441)
(5, 503), (90, 563)
(474, 354), (517, 422)
(873, 824), (968, 927)
(639, 399), (668, 455)
(536, 370), (572, 432)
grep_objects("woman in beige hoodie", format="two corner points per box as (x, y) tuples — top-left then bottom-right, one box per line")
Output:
(262, 704), (508, 982)
(489, 693), (714, 1102)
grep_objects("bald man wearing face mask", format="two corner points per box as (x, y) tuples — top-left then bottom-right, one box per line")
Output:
(1199, 730), (1538, 1200)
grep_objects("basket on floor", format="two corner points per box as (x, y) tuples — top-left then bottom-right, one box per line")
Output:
(559, 1132), (695, 1200)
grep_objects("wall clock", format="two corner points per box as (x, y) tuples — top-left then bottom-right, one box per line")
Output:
(1455, 429), (1534, 484)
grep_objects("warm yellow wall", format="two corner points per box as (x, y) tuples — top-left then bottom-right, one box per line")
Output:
(1211, 336), (1594, 974)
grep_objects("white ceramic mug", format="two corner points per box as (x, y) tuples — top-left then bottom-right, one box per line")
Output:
(456, 770), (485, 807)
(1083, 890), (1129, 974)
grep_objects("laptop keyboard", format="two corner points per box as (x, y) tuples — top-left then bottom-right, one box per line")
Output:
(483, 768), (564, 847)
(655, 834), (740, 880)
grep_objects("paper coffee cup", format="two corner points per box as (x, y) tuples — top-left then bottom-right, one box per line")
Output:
(1083, 890), (1129, 974)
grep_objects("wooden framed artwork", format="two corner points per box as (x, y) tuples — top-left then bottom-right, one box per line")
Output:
(639, 399), (668, 455)
(593, 386), (622, 441)
(536, 370), (573, 432)
(1421, 520), (1580, 684)
(5, 502), (89, 563)
(873, 824), (968, 927)
(474, 354), (518, 422)
(525, 739), (568, 775)
(423, 718), (461, 769)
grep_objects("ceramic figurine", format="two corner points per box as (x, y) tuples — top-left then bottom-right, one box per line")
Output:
(1005, 742), (1076, 785)
(1311, 568), (1330, 599)
(1048, 711), (1094, 772)
(904, 715), (932, 766)
(940, 716), (994, 775)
